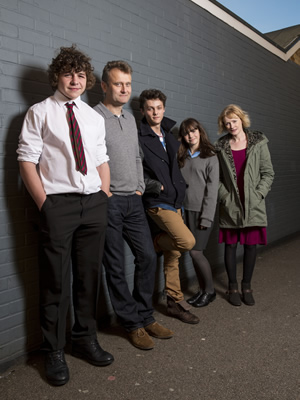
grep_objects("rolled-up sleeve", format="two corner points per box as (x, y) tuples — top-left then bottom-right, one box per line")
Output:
(17, 108), (43, 164)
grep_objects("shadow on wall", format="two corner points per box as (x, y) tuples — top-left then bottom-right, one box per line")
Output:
(84, 72), (103, 108)
(3, 67), (53, 358)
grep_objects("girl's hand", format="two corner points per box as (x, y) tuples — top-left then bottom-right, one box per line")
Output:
(199, 225), (207, 230)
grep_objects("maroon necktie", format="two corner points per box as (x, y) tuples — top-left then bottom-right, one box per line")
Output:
(65, 102), (87, 175)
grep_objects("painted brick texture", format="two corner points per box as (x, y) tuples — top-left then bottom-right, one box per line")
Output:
(0, 0), (299, 365)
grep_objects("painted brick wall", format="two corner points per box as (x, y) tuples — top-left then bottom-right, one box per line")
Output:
(0, 0), (299, 366)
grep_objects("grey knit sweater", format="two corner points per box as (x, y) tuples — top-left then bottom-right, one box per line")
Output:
(94, 102), (145, 195)
(180, 154), (219, 227)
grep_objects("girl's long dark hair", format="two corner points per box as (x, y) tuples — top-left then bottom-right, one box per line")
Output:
(178, 118), (215, 168)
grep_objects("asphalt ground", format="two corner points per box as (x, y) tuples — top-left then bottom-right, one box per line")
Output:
(1, 233), (300, 400)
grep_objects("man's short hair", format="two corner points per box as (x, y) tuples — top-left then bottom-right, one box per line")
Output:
(139, 89), (167, 110)
(101, 60), (133, 84)
(48, 45), (96, 90)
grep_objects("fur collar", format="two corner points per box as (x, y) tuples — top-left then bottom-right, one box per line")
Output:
(215, 130), (266, 153)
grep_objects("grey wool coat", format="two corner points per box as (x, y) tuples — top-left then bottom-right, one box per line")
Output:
(214, 130), (275, 229)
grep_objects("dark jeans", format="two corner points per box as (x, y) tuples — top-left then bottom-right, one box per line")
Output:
(103, 194), (156, 332)
(39, 191), (108, 350)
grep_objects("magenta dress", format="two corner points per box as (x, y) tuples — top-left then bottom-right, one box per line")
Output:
(219, 148), (267, 245)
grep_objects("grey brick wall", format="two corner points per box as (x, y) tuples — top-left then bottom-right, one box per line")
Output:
(1, 0), (299, 365)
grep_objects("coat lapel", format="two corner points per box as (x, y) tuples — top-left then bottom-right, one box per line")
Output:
(143, 134), (170, 163)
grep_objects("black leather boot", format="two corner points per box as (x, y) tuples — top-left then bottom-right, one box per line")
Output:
(72, 339), (114, 366)
(226, 282), (241, 306)
(45, 349), (69, 386)
(241, 282), (255, 306)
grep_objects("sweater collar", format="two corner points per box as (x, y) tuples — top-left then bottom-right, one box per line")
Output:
(97, 102), (129, 120)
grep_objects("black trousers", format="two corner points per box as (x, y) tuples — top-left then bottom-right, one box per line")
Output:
(39, 191), (108, 351)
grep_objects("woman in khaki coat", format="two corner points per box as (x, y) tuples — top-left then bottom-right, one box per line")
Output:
(215, 104), (274, 306)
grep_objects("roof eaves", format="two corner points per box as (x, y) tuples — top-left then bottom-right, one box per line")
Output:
(189, 0), (295, 61)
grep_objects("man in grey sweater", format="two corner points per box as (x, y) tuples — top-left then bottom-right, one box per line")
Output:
(94, 61), (173, 350)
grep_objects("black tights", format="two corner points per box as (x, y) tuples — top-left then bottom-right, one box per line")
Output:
(190, 249), (214, 293)
(224, 243), (257, 284)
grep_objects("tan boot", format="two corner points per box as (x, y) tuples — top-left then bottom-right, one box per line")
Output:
(128, 328), (154, 350)
(145, 321), (174, 339)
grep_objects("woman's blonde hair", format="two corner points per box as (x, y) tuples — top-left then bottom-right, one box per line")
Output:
(218, 104), (251, 134)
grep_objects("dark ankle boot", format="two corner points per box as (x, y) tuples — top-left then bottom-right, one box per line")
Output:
(226, 283), (241, 306)
(241, 282), (255, 306)
(167, 296), (199, 324)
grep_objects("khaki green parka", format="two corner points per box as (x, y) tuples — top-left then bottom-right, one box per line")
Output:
(215, 130), (274, 229)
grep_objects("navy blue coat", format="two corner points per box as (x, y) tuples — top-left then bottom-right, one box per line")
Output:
(138, 116), (186, 209)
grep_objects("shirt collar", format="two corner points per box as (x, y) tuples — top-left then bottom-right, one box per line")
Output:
(188, 149), (200, 158)
(54, 90), (82, 109)
(150, 127), (165, 138)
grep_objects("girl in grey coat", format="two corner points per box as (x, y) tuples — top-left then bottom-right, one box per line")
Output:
(215, 104), (274, 306)
(178, 118), (219, 308)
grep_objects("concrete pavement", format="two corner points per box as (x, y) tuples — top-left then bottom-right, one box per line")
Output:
(1, 233), (300, 400)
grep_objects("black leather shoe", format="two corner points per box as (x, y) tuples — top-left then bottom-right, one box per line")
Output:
(72, 339), (114, 366)
(193, 291), (216, 307)
(187, 291), (202, 305)
(45, 350), (69, 386)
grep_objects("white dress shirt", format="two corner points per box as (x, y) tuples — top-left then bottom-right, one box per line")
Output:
(17, 90), (109, 195)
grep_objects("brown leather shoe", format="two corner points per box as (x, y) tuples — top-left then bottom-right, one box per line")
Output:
(128, 328), (154, 350)
(167, 296), (199, 324)
(145, 321), (174, 339)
